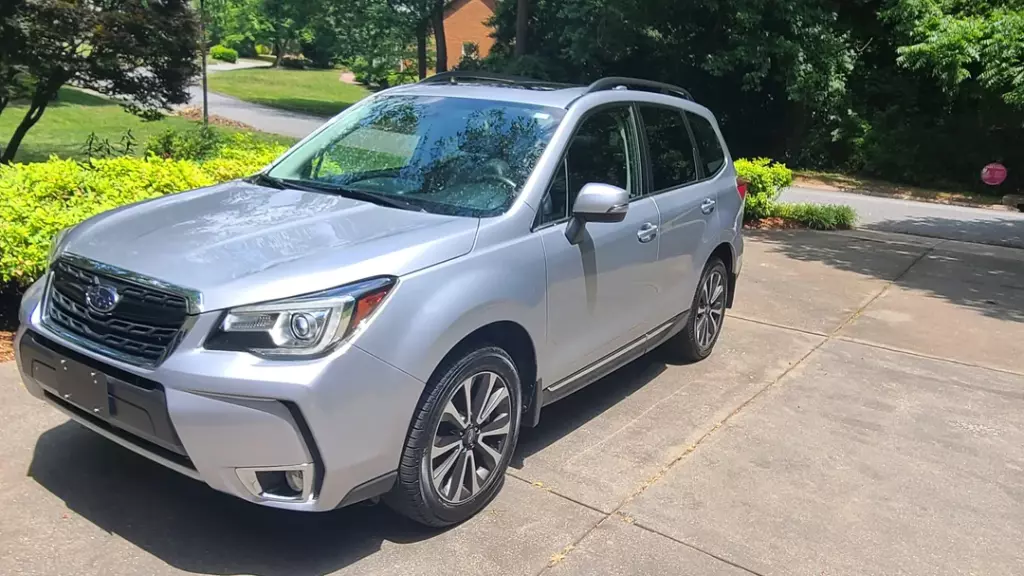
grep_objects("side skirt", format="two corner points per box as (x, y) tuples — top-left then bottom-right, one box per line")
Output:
(539, 310), (690, 410)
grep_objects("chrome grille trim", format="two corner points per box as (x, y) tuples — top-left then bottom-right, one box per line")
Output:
(40, 254), (202, 368)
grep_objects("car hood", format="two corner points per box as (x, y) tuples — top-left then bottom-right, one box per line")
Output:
(62, 181), (480, 311)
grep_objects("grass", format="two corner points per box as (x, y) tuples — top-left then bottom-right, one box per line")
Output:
(208, 67), (371, 117)
(794, 169), (1005, 208)
(0, 88), (293, 164)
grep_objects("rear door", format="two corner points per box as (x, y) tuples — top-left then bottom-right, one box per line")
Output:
(637, 104), (719, 320)
(686, 111), (741, 232)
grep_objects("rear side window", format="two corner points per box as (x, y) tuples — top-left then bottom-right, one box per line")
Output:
(639, 105), (697, 191)
(686, 112), (725, 176)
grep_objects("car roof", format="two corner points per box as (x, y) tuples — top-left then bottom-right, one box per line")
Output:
(381, 74), (702, 113)
(383, 82), (590, 110)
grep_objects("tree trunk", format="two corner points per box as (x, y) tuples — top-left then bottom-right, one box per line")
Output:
(515, 0), (529, 56)
(273, 39), (284, 67)
(433, 1), (448, 72)
(1, 94), (49, 164)
(416, 24), (428, 80)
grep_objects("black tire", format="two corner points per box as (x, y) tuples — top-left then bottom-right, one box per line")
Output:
(385, 346), (521, 527)
(665, 257), (729, 363)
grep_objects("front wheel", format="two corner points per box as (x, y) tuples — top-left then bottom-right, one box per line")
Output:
(385, 346), (521, 527)
(665, 258), (729, 363)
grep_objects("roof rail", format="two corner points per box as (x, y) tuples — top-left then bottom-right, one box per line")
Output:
(418, 71), (577, 89)
(581, 77), (694, 102)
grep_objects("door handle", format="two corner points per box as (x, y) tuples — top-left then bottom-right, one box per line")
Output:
(637, 222), (658, 243)
(701, 197), (716, 214)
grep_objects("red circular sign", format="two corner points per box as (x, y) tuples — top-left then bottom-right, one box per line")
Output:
(981, 163), (1007, 186)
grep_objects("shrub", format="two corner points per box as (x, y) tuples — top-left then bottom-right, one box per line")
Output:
(210, 45), (238, 63)
(0, 134), (287, 286)
(734, 157), (794, 219)
(769, 203), (857, 230)
(145, 126), (224, 161)
(256, 44), (272, 56)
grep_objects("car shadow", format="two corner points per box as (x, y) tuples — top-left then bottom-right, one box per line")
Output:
(747, 228), (1024, 323)
(28, 422), (442, 576)
(511, 354), (668, 467)
(28, 352), (671, 575)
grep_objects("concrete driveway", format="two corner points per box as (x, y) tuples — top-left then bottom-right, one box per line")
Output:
(1, 229), (1022, 575)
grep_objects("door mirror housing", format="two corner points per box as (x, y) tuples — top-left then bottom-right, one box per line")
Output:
(572, 183), (629, 223)
(565, 183), (629, 245)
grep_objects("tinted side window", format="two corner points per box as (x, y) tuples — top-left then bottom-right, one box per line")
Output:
(639, 106), (697, 190)
(539, 107), (637, 224)
(686, 112), (725, 176)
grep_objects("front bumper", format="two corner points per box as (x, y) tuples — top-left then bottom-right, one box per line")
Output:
(15, 280), (425, 511)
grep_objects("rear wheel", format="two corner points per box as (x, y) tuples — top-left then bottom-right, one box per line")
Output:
(666, 258), (728, 363)
(386, 346), (521, 527)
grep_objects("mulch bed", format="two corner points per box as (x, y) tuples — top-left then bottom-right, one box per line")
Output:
(175, 106), (256, 130)
(743, 217), (805, 230)
(1, 283), (21, 363)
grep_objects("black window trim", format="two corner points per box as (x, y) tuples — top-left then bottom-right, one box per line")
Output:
(532, 102), (646, 231)
(634, 102), (704, 196)
(685, 110), (728, 182)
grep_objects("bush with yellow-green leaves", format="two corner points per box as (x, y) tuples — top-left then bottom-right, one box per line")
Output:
(0, 133), (287, 287)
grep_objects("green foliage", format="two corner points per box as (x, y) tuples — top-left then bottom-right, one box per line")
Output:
(0, 134), (287, 286)
(734, 158), (794, 219)
(145, 127), (224, 161)
(0, 0), (200, 163)
(210, 44), (239, 63)
(768, 203), (857, 230)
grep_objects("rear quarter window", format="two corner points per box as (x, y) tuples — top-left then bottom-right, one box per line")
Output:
(686, 112), (726, 176)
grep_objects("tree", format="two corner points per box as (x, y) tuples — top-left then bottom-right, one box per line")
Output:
(0, 0), (200, 163)
(885, 0), (1024, 107)
(432, 0), (448, 72)
(514, 0), (528, 56)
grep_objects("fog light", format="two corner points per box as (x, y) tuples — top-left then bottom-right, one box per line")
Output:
(285, 469), (304, 493)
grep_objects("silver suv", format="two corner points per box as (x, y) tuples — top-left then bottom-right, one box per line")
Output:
(15, 73), (744, 526)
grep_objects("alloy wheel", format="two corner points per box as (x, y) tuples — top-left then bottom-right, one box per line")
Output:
(694, 270), (726, 350)
(429, 371), (512, 504)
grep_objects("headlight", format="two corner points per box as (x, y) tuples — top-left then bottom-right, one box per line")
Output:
(48, 227), (73, 264)
(205, 277), (396, 358)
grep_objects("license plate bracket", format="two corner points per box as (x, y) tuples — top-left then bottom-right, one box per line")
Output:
(55, 357), (110, 419)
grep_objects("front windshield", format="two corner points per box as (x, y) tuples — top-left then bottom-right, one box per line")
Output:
(267, 94), (565, 217)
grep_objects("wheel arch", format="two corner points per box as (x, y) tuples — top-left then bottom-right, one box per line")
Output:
(709, 242), (737, 308)
(426, 320), (539, 428)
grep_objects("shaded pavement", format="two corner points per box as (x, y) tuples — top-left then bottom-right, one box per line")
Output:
(1, 229), (1022, 575)
(781, 185), (1024, 249)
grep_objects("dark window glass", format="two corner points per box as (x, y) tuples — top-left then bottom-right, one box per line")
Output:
(639, 106), (697, 190)
(539, 107), (637, 224)
(686, 112), (725, 176)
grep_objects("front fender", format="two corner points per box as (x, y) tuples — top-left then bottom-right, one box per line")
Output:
(354, 234), (548, 385)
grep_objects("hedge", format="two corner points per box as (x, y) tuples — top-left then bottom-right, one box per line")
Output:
(768, 202), (857, 230)
(0, 134), (287, 287)
(210, 44), (238, 63)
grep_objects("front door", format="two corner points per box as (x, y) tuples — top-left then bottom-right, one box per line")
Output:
(536, 105), (662, 385)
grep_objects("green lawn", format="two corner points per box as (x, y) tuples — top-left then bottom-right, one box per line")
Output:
(0, 88), (293, 164)
(208, 68), (371, 117)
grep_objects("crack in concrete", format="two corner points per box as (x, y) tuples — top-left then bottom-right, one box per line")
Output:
(528, 239), (948, 575)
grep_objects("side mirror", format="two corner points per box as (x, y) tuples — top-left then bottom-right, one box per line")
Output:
(572, 183), (629, 223)
(565, 183), (629, 245)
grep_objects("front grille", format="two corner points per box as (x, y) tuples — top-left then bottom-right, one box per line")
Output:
(45, 259), (189, 365)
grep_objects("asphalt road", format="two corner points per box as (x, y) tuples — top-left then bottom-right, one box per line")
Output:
(780, 186), (1024, 249)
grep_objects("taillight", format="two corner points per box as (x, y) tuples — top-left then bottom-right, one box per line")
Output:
(736, 178), (748, 199)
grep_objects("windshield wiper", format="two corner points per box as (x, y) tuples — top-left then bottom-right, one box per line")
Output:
(278, 178), (427, 213)
(248, 172), (286, 189)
